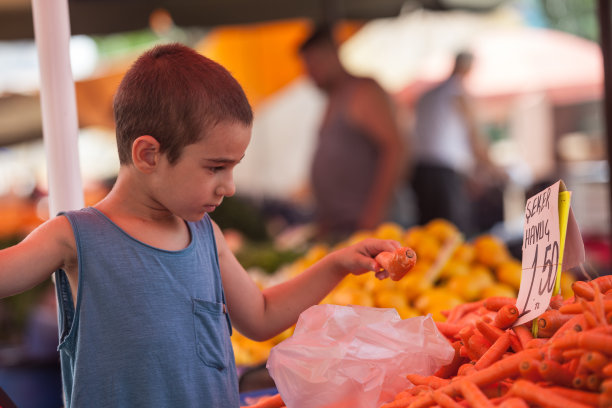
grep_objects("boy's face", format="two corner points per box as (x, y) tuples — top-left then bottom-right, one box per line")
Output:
(153, 121), (252, 222)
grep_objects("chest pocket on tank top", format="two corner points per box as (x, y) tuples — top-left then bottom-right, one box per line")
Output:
(192, 298), (231, 370)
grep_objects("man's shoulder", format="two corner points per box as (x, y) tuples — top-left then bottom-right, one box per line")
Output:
(344, 77), (389, 110)
(351, 76), (385, 94)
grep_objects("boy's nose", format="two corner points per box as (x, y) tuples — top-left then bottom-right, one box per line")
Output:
(216, 175), (236, 197)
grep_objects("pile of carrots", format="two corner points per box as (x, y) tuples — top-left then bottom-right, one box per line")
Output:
(241, 393), (285, 408)
(242, 275), (612, 408)
(381, 275), (612, 408)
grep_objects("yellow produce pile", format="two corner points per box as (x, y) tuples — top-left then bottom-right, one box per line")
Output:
(231, 219), (576, 366)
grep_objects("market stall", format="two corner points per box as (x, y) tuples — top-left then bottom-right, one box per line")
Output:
(0, 1), (611, 407)
(235, 180), (612, 407)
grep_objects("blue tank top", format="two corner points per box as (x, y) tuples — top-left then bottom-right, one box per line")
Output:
(55, 207), (239, 407)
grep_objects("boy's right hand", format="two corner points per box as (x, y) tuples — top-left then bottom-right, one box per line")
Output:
(327, 238), (402, 280)
(374, 247), (417, 281)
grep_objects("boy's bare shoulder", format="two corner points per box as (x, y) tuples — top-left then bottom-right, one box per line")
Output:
(0, 214), (77, 299)
(24, 214), (76, 256)
(36, 213), (73, 235)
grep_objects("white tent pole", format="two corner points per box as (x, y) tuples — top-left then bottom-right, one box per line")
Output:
(31, 0), (84, 217)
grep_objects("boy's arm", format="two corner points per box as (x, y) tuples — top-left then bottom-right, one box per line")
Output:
(0, 216), (75, 298)
(213, 221), (398, 341)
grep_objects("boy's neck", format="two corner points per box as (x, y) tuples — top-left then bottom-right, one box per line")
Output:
(95, 170), (191, 251)
(95, 168), (175, 224)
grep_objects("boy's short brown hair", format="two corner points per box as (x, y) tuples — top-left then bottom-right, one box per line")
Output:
(113, 43), (253, 165)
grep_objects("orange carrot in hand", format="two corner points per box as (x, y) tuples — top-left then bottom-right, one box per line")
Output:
(375, 247), (417, 281)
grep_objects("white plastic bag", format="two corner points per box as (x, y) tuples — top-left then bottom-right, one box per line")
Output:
(267, 304), (455, 408)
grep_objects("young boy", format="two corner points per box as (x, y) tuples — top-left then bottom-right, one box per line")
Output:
(0, 43), (400, 407)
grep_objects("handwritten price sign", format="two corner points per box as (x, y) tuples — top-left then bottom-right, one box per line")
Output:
(515, 181), (563, 326)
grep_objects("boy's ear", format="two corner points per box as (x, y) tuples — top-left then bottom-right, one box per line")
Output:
(132, 135), (161, 172)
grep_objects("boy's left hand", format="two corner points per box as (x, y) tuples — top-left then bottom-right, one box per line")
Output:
(331, 238), (401, 279)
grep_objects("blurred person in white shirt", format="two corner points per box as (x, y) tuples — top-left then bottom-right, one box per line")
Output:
(411, 51), (506, 236)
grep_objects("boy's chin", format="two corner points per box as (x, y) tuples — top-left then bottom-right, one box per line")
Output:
(182, 212), (209, 222)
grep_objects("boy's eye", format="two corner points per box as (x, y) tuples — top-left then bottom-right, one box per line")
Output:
(209, 166), (225, 173)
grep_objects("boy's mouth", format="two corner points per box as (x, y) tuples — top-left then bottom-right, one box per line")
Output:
(204, 202), (222, 212)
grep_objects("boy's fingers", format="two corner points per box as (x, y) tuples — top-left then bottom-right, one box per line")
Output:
(348, 238), (403, 275)
(349, 256), (379, 275)
(361, 238), (400, 257)
(375, 269), (388, 280)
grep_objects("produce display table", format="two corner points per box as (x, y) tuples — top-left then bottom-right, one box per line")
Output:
(236, 218), (612, 407)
